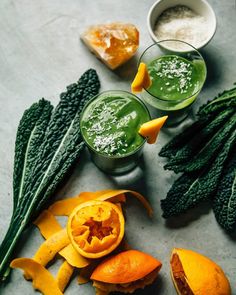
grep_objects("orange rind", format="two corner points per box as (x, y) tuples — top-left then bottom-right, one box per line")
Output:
(170, 248), (231, 295)
(10, 258), (63, 295)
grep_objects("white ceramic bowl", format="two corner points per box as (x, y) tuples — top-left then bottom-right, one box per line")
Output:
(147, 0), (217, 51)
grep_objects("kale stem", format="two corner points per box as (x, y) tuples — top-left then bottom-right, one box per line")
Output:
(0, 217), (24, 282)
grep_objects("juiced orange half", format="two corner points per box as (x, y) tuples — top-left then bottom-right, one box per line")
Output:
(170, 248), (231, 295)
(67, 200), (125, 259)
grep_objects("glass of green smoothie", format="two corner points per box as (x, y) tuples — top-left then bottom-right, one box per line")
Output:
(139, 40), (207, 125)
(80, 90), (151, 174)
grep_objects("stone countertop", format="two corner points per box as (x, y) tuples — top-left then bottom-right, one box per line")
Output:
(0, 0), (236, 294)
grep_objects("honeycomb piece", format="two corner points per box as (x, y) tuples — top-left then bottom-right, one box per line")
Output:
(81, 23), (139, 69)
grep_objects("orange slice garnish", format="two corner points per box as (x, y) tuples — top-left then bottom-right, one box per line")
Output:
(131, 62), (152, 93)
(138, 116), (168, 144)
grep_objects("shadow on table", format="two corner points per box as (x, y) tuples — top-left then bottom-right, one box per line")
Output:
(164, 200), (236, 241)
(107, 154), (153, 205)
(113, 55), (139, 82)
(200, 46), (223, 88)
(163, 200), (212, 229)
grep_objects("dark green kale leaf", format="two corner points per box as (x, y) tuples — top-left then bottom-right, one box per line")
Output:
(197, 86), (236, 117)
(161, 128), (236, 218)
(164, 112), (236, 173)
(0, 69), (100, 282)
(160, 87), (236, 160)
(159, 116), (210, 158)
(13, 99), (53, 210)
(213, 152), (236, 232)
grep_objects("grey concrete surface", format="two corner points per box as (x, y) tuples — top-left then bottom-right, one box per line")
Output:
(0, 0), (236, 294)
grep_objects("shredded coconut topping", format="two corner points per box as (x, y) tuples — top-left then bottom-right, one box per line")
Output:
(154, 5), (209, 49)
(150, 56), (194, 94)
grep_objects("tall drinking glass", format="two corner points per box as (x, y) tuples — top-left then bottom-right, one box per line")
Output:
(139, 40), (207, 126)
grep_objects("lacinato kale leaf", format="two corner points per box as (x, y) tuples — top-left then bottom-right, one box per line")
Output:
(161, 128), (236, 218)
(213, 152), (236, 232)
(164, 111), (236, 173)
(160, 87), (236, 160)
(13, 99), (53, 210)
(159, 116), (210, 158)
(0, 69), (100, 282)
(197, 86), (236, 117)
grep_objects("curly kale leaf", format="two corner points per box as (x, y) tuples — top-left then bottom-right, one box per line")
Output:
(213, 152), (236, 232)
(164, 112), (236, 173)
(161, 128), (236, 218)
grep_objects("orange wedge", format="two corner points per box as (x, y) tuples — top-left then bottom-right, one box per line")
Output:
(170, 248), (231, 295)
(139, 116), (168, 144)
(131, 62), (152, 93)
(91, 250), (162, 284)
(91, 250), (162, 294)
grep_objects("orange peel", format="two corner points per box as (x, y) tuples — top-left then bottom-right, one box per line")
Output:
(34, 210), (62, 239)
(33, 229), (70, 266)
(59, 244), (89, 268)
(170, 248), (231, 295)
(131, 62), (152, 93)
(48, 190), (123, 216)
(10, 258), (63, 295)
(49, 189), (153, 217)
(139, 116), (168, 144)
(56, 260), (74, 292)
(67, 200), (125, 259)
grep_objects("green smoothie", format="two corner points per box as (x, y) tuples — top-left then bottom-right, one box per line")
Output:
(80, 92), (150, 156)
(147, 55), (206, 103)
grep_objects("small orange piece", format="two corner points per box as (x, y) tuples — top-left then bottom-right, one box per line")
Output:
(67, 200), (125, 259)
(170, 248), (231, 295)
(131, 62), (152, 93)
(139, 116), (168, 144)
(91, 250), (162, 284)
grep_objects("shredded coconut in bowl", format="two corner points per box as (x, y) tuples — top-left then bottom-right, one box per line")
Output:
(154, 5), (209, 50)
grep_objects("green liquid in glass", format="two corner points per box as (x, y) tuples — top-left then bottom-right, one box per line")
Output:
(147, 55), (206, 107)
(81, 94), (150, 156)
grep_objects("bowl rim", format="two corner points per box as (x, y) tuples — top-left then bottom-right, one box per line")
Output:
(147, 0), (217, 51)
